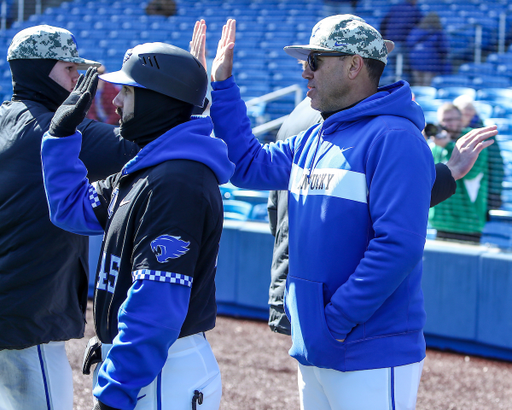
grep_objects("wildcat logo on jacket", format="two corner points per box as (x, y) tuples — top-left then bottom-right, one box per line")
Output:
(151, 235), (190, 263)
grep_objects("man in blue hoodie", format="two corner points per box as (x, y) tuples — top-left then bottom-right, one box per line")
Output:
(41, 43), (234, 410)
(206, 15), (435, 410)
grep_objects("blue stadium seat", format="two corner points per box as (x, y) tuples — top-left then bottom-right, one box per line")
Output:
(436, 87), (476, 100)
(481, 220), (512, 248)
(236, 70), (270, 86)
(411, 86), (437, 100)
(223, 200), (253, 221)
(431, 75), (473, 88)
(473, 74), (511, 88)
(265, 100), (296, 120)
(487, 53), (512, 67)
(268, 58), (303, 73)
(415, 98), (449, 112)
(492, 104), (512, 119)
(495, 64), (512, 79)
(423, 111), (439, 125)
(459, 62), (496, 77)
(239, 84), (271, 99)
(476, 88), (512, 102)
(472, 101), (493, 120)
(220, 182), (237, 200)
(484, 118), (512, 134)
(232, 190), (269, 205)
(249, 203), (269, 222)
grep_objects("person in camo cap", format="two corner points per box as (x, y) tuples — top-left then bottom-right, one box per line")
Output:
(0, 25), (138, 410)
(205, 14), (437, 409)
(7, 24), (101, 67)
(284, 14), (394, 64)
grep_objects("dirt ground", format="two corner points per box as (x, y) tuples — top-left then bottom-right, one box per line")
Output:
(67, 302), (512, 410)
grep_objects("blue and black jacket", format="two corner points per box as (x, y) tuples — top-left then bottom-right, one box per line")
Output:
(41, 116), (234, 409)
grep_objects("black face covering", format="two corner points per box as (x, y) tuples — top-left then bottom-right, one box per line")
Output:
(119, 87), (194, 148)
(10, 59), (71, 112)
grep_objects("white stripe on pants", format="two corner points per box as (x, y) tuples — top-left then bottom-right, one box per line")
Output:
(298, 360), (424, 410)
(0, 341), (73, 410)
(94, 333), (222, 410)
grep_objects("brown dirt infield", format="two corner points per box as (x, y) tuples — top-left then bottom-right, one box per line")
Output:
(66, 302), (512, 409)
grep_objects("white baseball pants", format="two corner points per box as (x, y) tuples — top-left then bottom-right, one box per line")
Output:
(94, 333), (222, 410)
(298, 359), (424, 410)
(0, 341), (73, 410)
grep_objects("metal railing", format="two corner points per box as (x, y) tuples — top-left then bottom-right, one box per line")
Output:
(246, 84), (303, 137)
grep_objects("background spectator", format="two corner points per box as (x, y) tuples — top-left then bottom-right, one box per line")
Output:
(453, 95), (482, 128)
(145, 0), (177, 17)
(430, 103), (489, 243)
(454, 95), (504, 214)
(380, 0), (422, 76)
(407, 12), (450, 86)
(380, 0), (422, 46)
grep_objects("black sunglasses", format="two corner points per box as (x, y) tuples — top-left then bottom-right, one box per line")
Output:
(306, 52), (352, 71)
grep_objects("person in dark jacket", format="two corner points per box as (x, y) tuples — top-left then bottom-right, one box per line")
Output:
(379, 0), (423, 76)
(267, 97), (321, 335)
(407, 12), (450, 86)
(379, 0), (423, 46)
(0, 25), (139, 410)
(41, 43), (234, 410)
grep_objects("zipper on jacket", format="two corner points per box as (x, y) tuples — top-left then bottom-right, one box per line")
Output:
(303, 128), (324, 183)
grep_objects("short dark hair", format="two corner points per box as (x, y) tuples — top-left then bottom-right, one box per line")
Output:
(363, 58), (385, 86)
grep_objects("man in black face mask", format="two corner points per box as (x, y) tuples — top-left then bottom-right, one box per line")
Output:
(0, 25), (139, 410)
(41, 42), (234, 410)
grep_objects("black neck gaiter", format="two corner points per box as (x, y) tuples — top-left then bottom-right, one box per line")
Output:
(321, 98), (366, 120)
(10, 59), (71, 112)
(120, 88), (194, 148)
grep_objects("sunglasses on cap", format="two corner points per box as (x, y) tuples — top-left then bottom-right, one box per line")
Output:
(306, 52), (352, 71)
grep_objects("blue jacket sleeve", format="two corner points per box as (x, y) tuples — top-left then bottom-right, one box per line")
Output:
(93, 280), (190, 410)
(41, 131), (103, 235)
(210, 76), (294, 190)
(324, 129), (435, 340)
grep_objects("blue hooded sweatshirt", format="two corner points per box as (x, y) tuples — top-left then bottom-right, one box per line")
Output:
(211, 77), (435, 372)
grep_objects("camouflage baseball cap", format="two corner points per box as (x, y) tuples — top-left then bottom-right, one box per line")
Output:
(7, 25), (101, 69)
(284, 15), (394, 65)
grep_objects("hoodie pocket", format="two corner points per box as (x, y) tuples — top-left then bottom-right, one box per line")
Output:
(287, 275), (346, 369)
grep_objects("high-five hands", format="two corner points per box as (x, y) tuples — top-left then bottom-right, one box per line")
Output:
(211, 19), (236, 83)
(49, 67), (98, 138)
(190, 19), (207, 71)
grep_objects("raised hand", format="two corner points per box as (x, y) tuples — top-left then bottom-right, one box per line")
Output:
(211, 19), (236, 83)
(49, 67), (98, 137)
(190, 19), (207, 71)
(446, 125), (498, 180)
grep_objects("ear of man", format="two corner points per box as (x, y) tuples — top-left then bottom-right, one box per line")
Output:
(346, 55), (365, 80)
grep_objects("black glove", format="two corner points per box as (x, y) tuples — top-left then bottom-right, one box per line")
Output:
(49, 66), (98, 137)
(92, 400), (120, 410)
